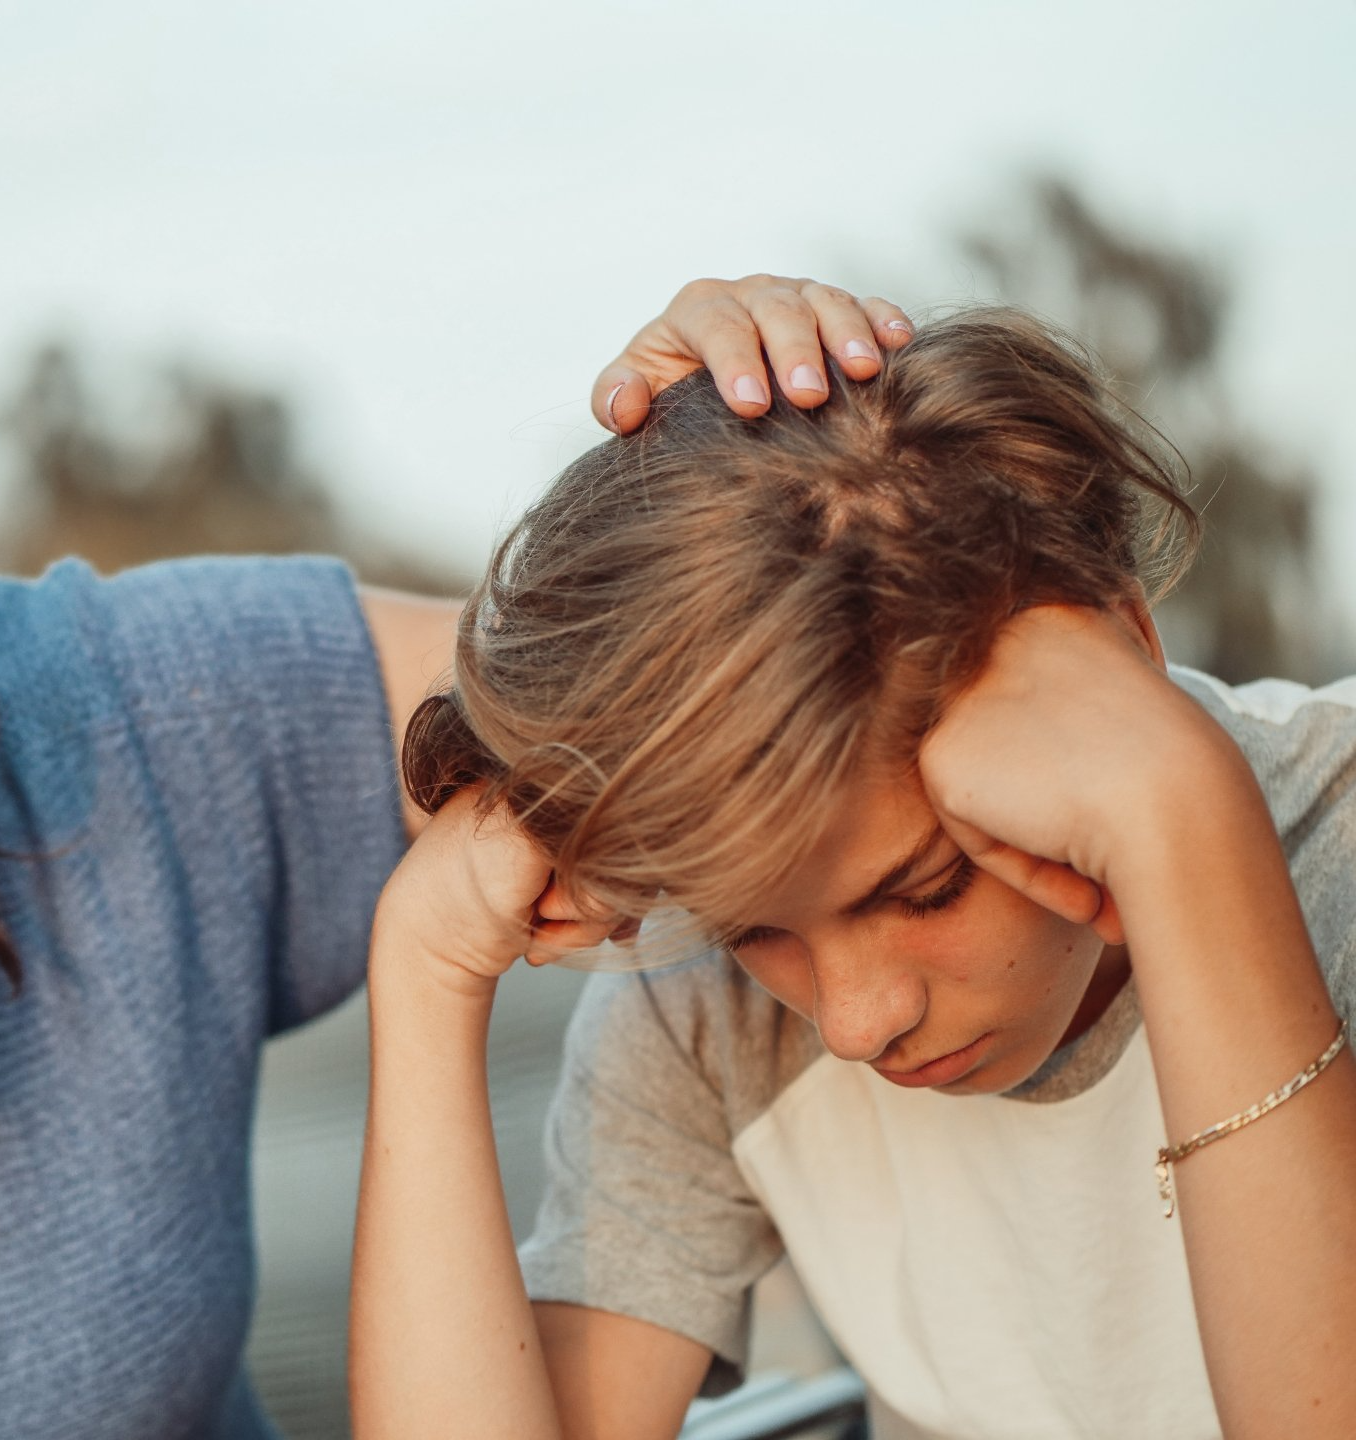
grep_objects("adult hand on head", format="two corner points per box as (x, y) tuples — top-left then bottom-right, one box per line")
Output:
(593, 275), (914, 434)
(372, 786), (623, 996)
(916, 603), (1219, 948)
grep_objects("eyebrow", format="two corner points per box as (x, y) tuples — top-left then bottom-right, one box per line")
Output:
(840, 822), (948, 916)
(720, 822), (951, 951)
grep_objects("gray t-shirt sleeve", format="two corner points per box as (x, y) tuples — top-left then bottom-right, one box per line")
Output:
(519, 958), (785, 1395)
(1172, 668), (1356, 1021)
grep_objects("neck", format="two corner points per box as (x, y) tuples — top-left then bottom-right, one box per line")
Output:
(1060, 943), (1131, 1049)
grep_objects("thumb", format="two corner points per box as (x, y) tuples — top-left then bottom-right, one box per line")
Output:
(524, 915), (621, 966)
(1090, 889), (1126, 947)
(944, 817), (1107, 930)
(592, 365), (654, 435)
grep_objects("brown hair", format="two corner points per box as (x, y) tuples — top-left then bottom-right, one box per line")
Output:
(404, 307), (1198, 936)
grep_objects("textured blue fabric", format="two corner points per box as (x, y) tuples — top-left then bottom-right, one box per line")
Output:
(0, 557), (407, 1439)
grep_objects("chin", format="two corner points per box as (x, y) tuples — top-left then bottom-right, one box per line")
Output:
(960, 1040), (1050, 1096)
(937, 1068), (1013, 1097)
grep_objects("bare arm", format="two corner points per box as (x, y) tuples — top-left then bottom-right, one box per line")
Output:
(349, 798), (710, 1440)
(535, 1304), (711, 1438)
(921, 606), (1356, 1438)
(1112, 743), (1356, 1438)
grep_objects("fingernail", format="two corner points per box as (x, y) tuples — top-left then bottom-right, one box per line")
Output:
(733, 373), (768, 405)
(843, 339), (878, 362)
(605, 381), (625, 430)
(789, 364), (828, 394)
(886, 320), (914, 335)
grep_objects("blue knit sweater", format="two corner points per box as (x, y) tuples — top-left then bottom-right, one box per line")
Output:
(0, 557), (406, 1438)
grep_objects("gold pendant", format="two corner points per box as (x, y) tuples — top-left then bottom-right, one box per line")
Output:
(1155, 1154), (1175, 1219)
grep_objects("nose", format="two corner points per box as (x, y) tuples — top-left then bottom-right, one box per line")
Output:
(809, 934), (927, 1064)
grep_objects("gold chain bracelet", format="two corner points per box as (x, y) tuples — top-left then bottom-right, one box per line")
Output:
(1155, 1018), (1348, 1219)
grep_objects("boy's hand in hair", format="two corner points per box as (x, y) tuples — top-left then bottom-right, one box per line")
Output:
(593, 274), (914, 434)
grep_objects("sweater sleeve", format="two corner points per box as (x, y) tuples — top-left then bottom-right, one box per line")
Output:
(0, 555), (407, 1034)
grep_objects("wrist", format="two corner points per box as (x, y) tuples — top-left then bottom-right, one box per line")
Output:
(1104, 721), (1330, 1020)
(1100, 710), (1263, 902)
(366, 939), (500, 1087)
(1094, 691), (1260, 892)
(369, 909), (504, 1007)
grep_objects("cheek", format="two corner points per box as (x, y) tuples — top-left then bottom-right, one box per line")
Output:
(967, 879), (1102, 992)
(1003, 905), (1105, 1010)
(732, 945), (815, 1021)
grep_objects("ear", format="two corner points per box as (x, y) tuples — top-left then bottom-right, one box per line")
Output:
(1108, 584), (1167, 672)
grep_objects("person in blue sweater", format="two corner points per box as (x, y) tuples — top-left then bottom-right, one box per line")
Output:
(0, 275), (911, 1440)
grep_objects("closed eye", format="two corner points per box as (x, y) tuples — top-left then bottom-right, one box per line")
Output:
(723, 858), (978, 953)
(893, 855), (977, 918)
(724, 925), (782, 954)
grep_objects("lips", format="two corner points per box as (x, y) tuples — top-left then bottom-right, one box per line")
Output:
(872, 1031), (993, 1089)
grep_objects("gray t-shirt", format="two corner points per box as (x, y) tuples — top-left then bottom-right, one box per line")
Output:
(520, 667), (1356, 1436)
(0, 558), (406, 1440)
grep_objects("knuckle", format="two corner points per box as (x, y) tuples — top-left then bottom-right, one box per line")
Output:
(758, 286), (816, 321)
(804, 282), (857, 308)
(674, 276), (730, 307)
(695, 301), (759, 341)
(734, 271), (783, 290)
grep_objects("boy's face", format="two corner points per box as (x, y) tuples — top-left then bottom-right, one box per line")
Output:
(725, 766), (1128, 1094)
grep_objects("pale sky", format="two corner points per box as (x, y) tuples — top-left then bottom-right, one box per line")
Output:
(3, 0), (1354, 595)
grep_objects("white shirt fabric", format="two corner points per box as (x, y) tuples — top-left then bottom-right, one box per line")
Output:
(735, 1022), (1215, 1437)
(520, 669), (1356, 1437)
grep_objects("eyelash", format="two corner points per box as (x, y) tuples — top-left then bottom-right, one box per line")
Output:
(896, 855), (977, 918)
(724, 927), (777, 953)
(725, 856), (978, 953)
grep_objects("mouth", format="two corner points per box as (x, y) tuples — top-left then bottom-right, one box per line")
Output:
(872, 1032), (994, 1089)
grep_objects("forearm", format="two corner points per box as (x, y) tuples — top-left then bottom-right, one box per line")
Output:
(1116, 740), (1356, 1438)
(349, 930), (562, 1440)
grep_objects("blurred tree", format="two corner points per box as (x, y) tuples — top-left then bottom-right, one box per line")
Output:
(961, 176), (1344, 684)
(0, 342), (466, 596)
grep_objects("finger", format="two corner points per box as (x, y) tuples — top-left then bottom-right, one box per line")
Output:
(591, 364), (655, 435)
(735, 280), (832, 408)
(534, 877), (580, 922)
(945, 822), (1105, 927)
(663, 294), (774, 418)
(860, 296), (915, 350)
(524, 916), (619, 966)
(1091, 889), (1126, 947)
(799, 282), (884, 381)
(1007, 853), (1105, 928)
(535, 877), (620, 923)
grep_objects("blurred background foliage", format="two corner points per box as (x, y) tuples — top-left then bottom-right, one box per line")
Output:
(1, 343), (467, 594)
(1, 176), (1345, 1439)
(959, 175), (1347, 684)
(6, 177), (1345, 682)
